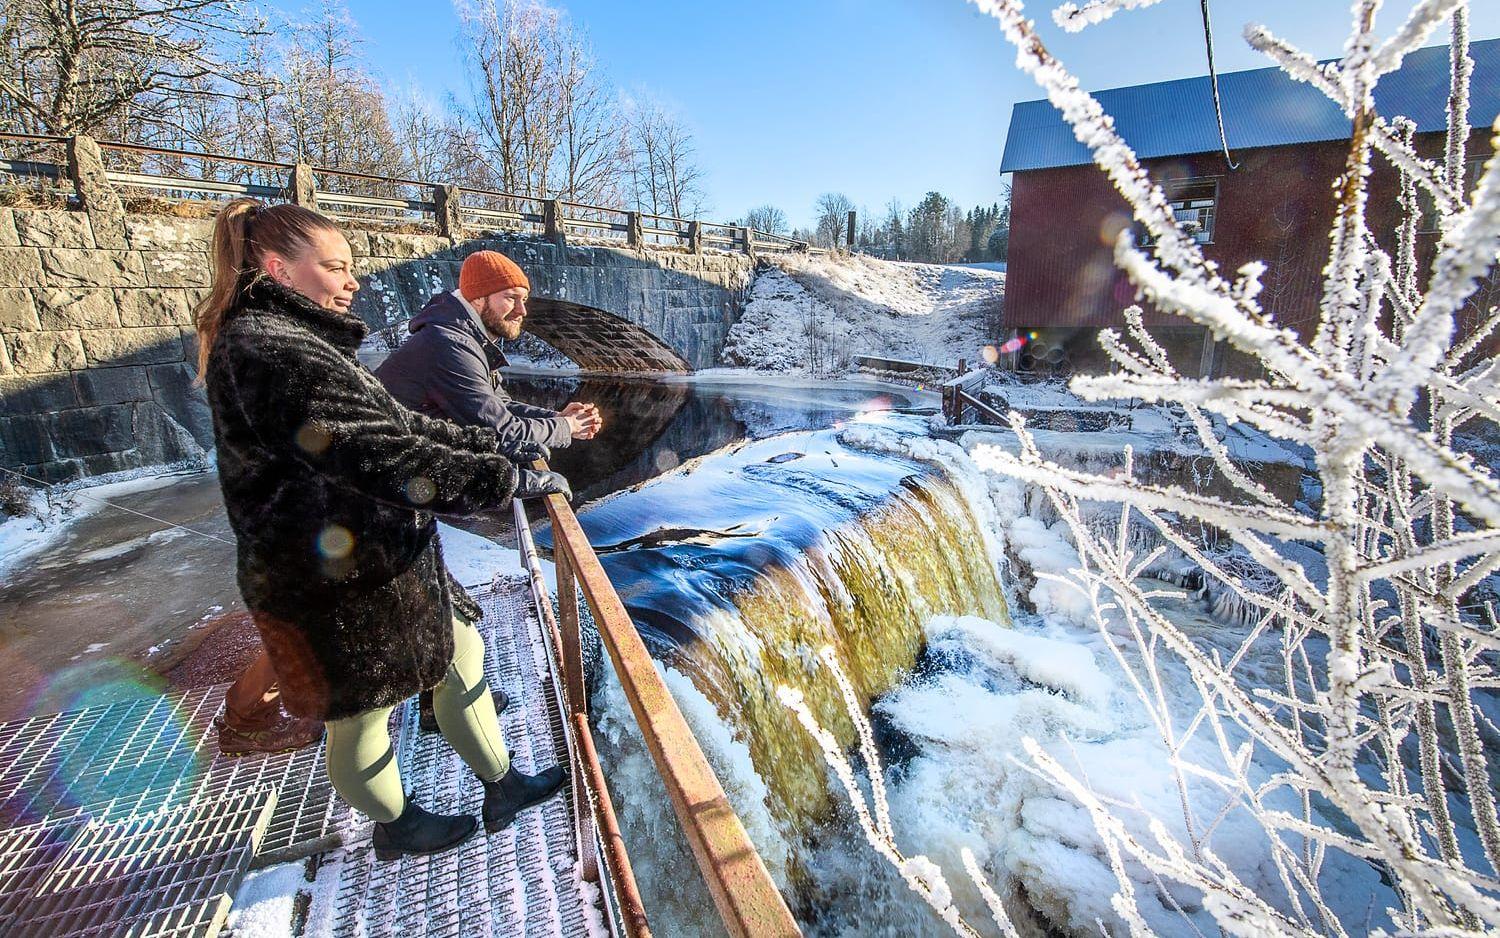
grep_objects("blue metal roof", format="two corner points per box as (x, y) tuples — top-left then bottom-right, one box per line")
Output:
(1000, 37), (1500, 173)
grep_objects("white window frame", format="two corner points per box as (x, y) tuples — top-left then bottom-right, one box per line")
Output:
(1138, 178), (1219, 248)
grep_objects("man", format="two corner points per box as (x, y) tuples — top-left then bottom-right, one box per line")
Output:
(375, 249), (602, 732)
(376, 250), (601, 457)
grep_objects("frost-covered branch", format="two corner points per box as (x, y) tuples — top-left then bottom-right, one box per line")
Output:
(778, 652), (1023, 938)
(962, 0), (1500, 932)
(1051, 0), (1165, 33)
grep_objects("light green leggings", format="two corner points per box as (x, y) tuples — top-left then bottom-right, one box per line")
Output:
(324, 614), (510, 823)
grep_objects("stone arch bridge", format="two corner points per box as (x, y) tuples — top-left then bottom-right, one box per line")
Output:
(351, 233), (755, 373)
(0, 136), (775, 480)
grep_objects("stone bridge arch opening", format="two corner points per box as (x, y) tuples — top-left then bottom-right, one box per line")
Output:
(522, 298), (691, 373)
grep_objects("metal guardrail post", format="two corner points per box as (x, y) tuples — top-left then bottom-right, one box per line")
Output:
(555, 550), (587, 715)
(291, 164), (317, 208)
(553, 548), (598, 883)
(435, 184), (463, 240)
(542, 494), (800, 938)
(571, 712), (653, 938)
(544, 198), (565, 245)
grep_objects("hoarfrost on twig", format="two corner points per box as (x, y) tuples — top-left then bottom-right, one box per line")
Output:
(956, 0), (1500, 933)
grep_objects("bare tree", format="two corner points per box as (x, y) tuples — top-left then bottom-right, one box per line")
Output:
(459, 0), (568, 197)
(744, 204), (788, 235)
(625, 94), (705, 218)
(391, 89), (459, 183)
(814, 191), (855, 249)
(228, 23), (287, 174)
(553, 36), (625, 205)
(0, 0), (258, 139)
(279, 1), (400, 176)
(455, 0), (628, 205)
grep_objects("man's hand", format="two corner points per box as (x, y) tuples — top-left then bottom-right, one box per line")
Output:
(561, 401), (603, 440)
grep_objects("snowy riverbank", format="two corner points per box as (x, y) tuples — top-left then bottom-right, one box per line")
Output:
(721, 253), (1003, 374)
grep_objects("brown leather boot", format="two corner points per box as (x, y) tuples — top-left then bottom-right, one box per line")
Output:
(214, 709), (324, 757)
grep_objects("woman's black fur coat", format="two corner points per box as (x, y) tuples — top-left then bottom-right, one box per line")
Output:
(205, 277), (518, 721)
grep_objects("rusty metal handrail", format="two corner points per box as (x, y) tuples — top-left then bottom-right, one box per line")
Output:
(514, 496), (651, 937)
(538, 487), (800, 938)
(99, 139), (296, 171)
(311, 165), (435, 189)
(0, 131), (69, 144)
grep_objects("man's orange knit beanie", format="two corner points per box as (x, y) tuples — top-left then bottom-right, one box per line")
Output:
(459, 250), (530, 301)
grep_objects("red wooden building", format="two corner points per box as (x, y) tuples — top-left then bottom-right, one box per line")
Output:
(999, 38), (1498, 376)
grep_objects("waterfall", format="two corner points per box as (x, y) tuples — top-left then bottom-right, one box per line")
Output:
(673, 468), (1008, 826)
(572, 418), (1010, 934)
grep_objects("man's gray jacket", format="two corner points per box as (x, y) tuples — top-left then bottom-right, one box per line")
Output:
(374, 291), (571, 452)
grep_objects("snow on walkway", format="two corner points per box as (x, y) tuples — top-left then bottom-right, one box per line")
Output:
(229, 528), (607, 938)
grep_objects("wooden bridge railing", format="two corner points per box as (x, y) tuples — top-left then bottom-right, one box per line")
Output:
(0, 131), (829, 256)
(941, 367), (1002, 425)
(531, 474), (802, 938)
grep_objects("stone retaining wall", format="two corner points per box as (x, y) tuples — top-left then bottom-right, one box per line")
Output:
(0, 208), (215, 480)
(0, 204), (754, 482)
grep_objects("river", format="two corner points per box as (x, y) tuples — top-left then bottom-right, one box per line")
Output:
(0, 371), (1041, 934)
(0, 373), (936, 718)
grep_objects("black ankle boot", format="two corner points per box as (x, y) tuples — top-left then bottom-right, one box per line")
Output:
(420, 688), (511, 734)
(371, 799), (478, 861)
(482, 761), (568, 833)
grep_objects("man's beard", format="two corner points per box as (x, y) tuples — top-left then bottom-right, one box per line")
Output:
(480, 306), (524, 340)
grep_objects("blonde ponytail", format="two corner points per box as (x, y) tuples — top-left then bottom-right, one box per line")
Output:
(193, 198), (342, 384)
(195, 199), (259, 384)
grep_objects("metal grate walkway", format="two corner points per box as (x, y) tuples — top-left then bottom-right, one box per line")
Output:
(0, 576), (594, 936)
(322, 574), (599, 937)
(1, 789), (276, 936)
(0, 683), (347, 862)
(0, 654), (347, 935)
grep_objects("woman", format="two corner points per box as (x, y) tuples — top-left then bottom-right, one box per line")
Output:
(197, 198), (569, 860)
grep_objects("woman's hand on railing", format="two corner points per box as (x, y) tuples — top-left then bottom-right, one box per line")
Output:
(504, 441), (551, 463)
(514, 468), (572, 501)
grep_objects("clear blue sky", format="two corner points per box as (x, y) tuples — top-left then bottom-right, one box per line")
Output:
(282, 0), (1500, 229)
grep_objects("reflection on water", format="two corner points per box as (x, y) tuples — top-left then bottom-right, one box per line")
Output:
(494, 372), (934, 506)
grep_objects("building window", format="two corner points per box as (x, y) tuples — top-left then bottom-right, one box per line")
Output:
(1418, 158), (1485, 233)
(1139, 179), (1218, 246)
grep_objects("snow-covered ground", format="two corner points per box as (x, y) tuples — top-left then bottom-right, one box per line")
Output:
(722, 253), (1003, 374)
(0, 465), (206, 582)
